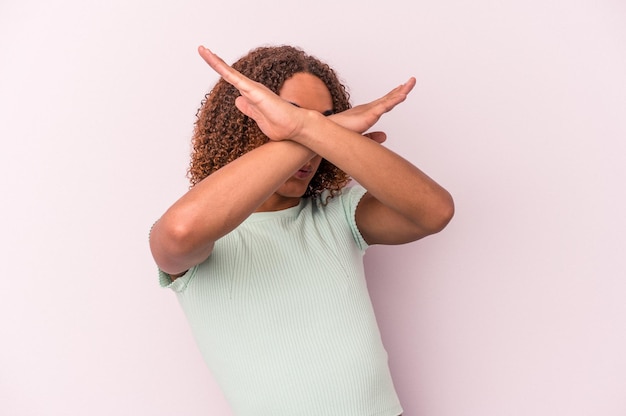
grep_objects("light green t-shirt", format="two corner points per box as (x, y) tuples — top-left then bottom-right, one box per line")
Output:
(160, 185), (403, 416)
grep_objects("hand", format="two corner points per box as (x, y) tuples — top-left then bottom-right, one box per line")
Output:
(328, 78), (416, 138)
(198, 45), (415, 145)
(363, 131), (387, 144)
(198, 46), (306, 142)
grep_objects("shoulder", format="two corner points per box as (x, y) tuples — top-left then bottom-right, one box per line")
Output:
(314, 184), (367, 211)
(310, 185), (369, 251)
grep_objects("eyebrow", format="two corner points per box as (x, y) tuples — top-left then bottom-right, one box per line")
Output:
(288, 101), (334, 117)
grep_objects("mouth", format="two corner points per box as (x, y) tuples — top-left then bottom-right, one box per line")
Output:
(294, 166), (313, 179)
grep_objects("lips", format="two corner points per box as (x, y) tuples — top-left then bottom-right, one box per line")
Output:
(294, 167), (312, 179)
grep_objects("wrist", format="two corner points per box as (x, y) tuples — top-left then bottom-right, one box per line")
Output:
(290, 110), (328, 150)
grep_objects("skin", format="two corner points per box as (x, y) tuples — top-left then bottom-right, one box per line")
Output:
(149, 46), (455, 276)
(256, 72), (331, 212)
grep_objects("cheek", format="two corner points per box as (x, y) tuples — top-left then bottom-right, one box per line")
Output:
(311, 156), (323, 172)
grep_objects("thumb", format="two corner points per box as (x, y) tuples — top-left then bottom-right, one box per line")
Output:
(364, 131), (387, 144)
(235, 96), (261, 121)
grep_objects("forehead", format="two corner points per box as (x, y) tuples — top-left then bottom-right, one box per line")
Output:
(278, 72), (333, 113)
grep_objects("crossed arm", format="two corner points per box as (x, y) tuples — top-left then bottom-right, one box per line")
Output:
(149, 46), (454, 276)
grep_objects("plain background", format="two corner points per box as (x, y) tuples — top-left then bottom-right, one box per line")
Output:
(1, 0), (625, 415)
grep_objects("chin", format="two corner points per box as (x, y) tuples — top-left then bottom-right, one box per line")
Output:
(278, 190), (307, 199)
(278, 182), (310, 198)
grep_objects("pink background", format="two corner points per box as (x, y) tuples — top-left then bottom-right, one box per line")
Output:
(1, 0), (625, 415)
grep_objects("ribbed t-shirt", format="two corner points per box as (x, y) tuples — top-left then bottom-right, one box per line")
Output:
(159, 185), (403, 416)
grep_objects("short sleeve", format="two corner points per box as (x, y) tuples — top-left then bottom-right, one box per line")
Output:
(158, 266), (198, 293)
(339, 184), (369, 252)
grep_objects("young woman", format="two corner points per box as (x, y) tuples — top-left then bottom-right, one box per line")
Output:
(150, 44), (454, 416)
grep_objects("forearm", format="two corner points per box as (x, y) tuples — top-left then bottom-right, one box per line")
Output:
(192, 46), (451, 240)
(150, 140), (314, 274)
(296, 111), (453, 229)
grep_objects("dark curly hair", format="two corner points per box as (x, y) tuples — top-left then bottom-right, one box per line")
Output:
(188, 45), (352, 199)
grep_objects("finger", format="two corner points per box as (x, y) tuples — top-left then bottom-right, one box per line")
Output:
(389, 77), (417, 101)
(197, 46), (250, 91)
(234, 95), (260, 120)
(197, 46), (230, 77)
(364, 131), (387, 143)
(401, 77), (417, 95)
(376, 77), (417, 113)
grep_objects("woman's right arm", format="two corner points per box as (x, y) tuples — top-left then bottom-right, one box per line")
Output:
(151, 46), (417, 276)
(149, 140), (314, 276)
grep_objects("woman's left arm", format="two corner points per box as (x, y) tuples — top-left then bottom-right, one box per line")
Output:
(298, 110), (454, 245)
(320, 79), (454, 244)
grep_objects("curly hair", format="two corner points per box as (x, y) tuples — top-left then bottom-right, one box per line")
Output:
(188, 45), (352, 200)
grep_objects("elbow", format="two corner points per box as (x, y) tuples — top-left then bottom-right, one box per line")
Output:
(438, 194), (455, 231)
(151, 220), (195, 256)
(423, 192), (455, 235)
(149, 219), (212, 274)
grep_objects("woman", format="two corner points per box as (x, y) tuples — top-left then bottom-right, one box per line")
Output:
(149, 44), (454, 416)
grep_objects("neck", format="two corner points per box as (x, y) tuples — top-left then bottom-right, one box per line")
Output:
(255, 194), (301, 212)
